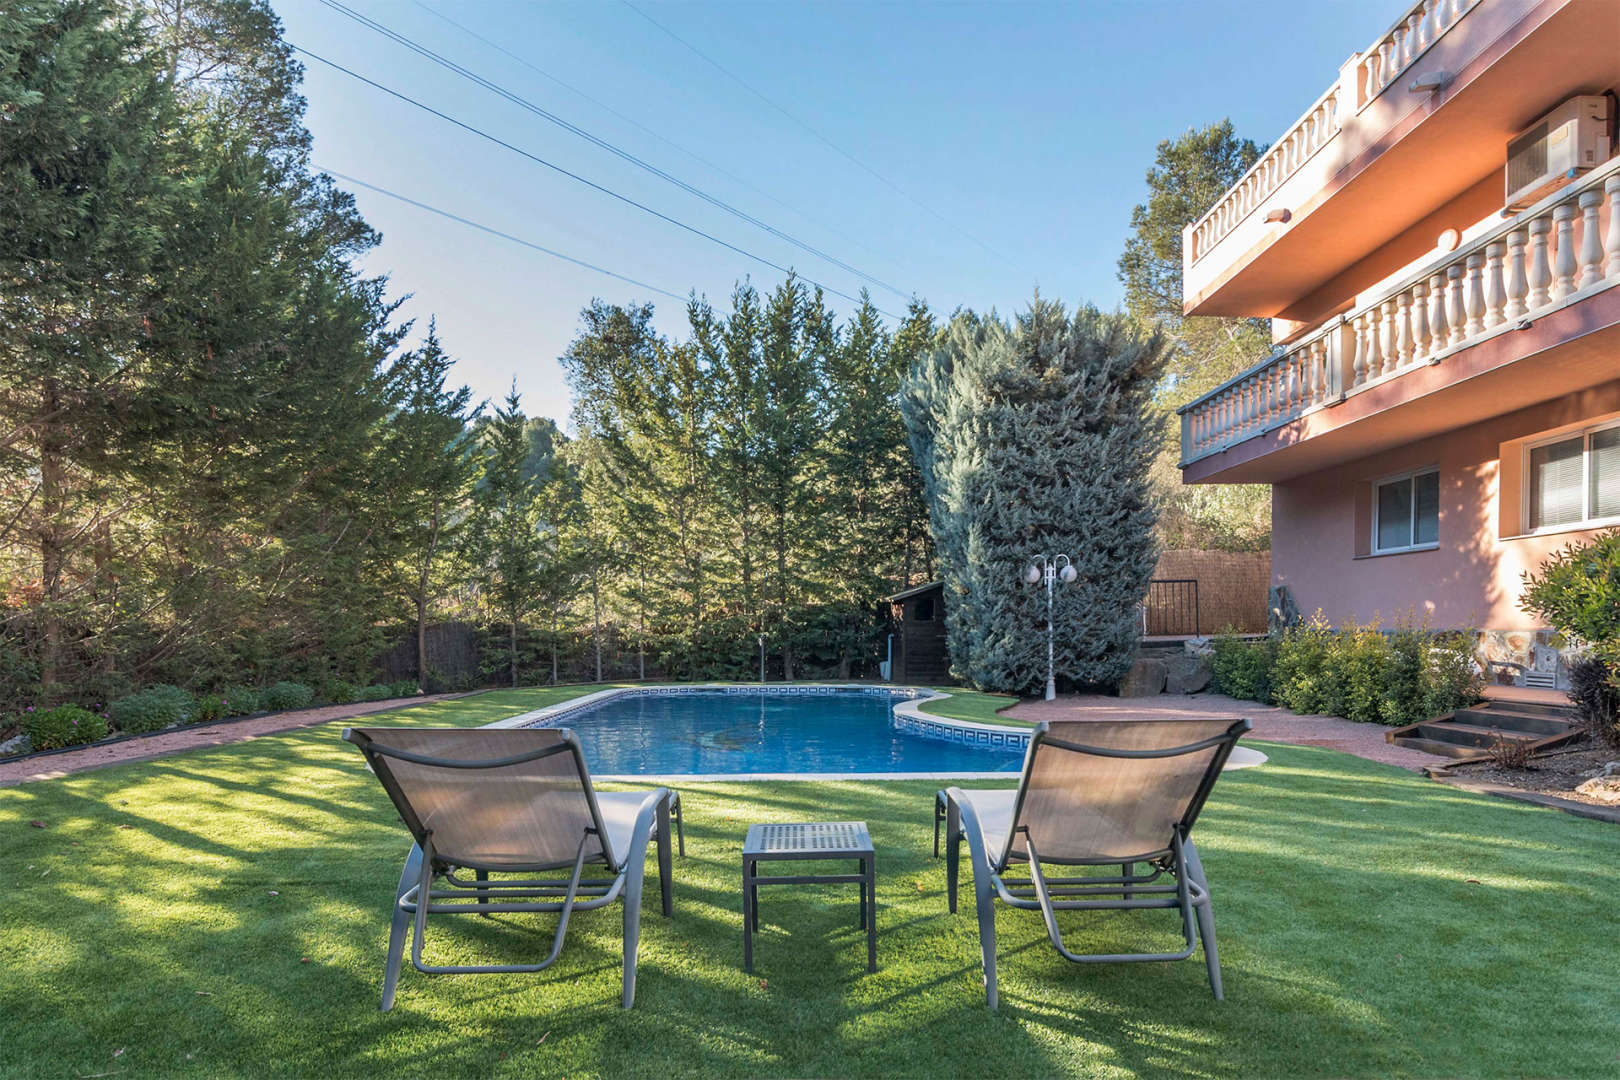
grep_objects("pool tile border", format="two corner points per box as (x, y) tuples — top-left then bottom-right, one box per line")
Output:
(483, 682), (1035, 759)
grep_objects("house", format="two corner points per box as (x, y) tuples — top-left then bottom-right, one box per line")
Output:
(1177, 0), (1620, 688)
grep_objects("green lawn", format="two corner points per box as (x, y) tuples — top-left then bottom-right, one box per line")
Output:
(918, 685), (1030, 726)
(2, 687), (1617, 1078)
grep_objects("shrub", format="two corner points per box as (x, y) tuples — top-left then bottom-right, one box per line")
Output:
(223, 686), (260, 716)
(1211, 633), (1272, 702)
(388, 679), (420, 698)
(194, 693), (226, 723)
(357, 684), (392, 703)
(1520, 529), (1620, 670)
(261, 681), (314, 711)
(1485, 732), (1534, 770)
(1568, 656), (1620, 749)
(1317, 620), (1389, 723)
(323, 679), (357, 706)
(1424, 631), (1483, 718)
(26, 705), (109, 750)
(109, 684), (193, 733)
(1380, 620), (1431, 727)
(1271, 614), (1334, 715)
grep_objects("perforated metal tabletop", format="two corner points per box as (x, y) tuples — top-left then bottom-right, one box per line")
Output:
(741, 821), (876, 973)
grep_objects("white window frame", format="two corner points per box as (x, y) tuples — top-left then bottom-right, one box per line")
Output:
(1371, 466), (1440, 555)
(1522, 417), (1620, 535)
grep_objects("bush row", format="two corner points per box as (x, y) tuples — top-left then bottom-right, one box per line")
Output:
(1210, 614), (1482, 726)
(16, 677), (422, 754)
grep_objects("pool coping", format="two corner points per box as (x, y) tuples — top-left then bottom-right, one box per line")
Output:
(480, 682), (1037, 777)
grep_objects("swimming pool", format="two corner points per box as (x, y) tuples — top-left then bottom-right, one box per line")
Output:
(515, 687), (1025, 776)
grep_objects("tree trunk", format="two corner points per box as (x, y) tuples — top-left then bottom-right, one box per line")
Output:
(591, 559), (602, 683)
(415, 507), (439, 692)
(509, 616), (518, 689)
(37, 379), (65, 700)
(550, 602), (559, 685)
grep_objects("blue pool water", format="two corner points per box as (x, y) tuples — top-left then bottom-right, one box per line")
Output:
(529, 689), (1024, 775)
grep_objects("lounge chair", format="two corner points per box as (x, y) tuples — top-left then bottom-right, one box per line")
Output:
(343, 726), (679, 1010)
(941, 717), (1250, 1009)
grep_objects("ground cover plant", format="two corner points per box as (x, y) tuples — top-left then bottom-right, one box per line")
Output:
(2, 687), (1617, 1078)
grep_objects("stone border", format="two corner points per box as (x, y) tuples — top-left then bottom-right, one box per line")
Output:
(1424, 772), (1620, 825)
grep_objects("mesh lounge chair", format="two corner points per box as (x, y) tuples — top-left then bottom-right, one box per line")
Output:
(942, 717), (1250, 1009)
(343, 726), (679, 1010)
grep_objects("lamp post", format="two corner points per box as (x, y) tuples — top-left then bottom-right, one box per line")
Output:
(1023, 553), (1077, 702)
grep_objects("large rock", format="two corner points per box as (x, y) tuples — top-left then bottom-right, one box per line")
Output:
(1118, 657), (1168, 697)
(1183, 636), (1214, 659)
(1575, 776), (1620, 804)
(1166, 655), (1212, 695)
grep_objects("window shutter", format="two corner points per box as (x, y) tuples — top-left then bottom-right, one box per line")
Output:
(1529, 437), (1584, 529)
(1591, 427), (1620, 521)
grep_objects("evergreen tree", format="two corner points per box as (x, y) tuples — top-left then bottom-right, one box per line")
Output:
(375, 323), (480, 691)
(1120, 120), (1272, 552)
(468, 389), (546, 688)
(903, 299), (1169, 693)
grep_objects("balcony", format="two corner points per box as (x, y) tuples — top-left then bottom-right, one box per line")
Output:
(1179, 157), (1620, 480)
(1181, 0), (1620, 323)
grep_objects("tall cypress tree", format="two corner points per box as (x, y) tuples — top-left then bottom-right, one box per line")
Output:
(903, 299), (1168, 693)
(468, 389), (545, 688)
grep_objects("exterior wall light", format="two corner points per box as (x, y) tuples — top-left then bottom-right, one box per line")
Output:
(1264, 208), (1292, 224)
(1409, 71), (1449, 94)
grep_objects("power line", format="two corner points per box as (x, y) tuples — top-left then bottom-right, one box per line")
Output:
(407, 0), (897, 273)
(618, 0), (1022, 275)
(316, 0), (911, 302)
(288, 44), (900, 317)
(319, 167), (687, 302)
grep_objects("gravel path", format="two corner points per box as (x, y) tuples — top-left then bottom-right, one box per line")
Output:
(0, 693), (470, 787)
(1004, 691), (1444, 770)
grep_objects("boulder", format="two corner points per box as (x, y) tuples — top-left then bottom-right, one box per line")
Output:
(1118, 657), (1168, 697)
(1183, 636), (1214, 659)
(0, 732), (28, 758)
(1166, 655), (1212, 695)
(1575, 776), (1620, 805)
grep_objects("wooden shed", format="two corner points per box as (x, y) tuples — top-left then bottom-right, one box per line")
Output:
(886, 581), (952, 685)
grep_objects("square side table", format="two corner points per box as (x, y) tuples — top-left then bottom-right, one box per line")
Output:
(741, 821), (876, 973)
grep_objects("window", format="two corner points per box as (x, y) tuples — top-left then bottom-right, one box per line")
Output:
(913, 597), (935, 622)
(1526, 421), (1620, 531)
(1372, 468), (1440, 554)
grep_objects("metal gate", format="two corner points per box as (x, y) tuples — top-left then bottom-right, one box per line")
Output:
(1143, 579), (1200, 637)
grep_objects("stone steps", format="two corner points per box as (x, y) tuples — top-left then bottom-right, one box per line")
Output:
(1386, 699), (1581, 762)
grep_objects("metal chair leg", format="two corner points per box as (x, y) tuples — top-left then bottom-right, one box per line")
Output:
(380, 842), (423, 1012)
(656, 795), (673, 917)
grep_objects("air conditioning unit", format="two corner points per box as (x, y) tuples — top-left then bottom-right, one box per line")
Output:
(1505, 95), (1612, 212)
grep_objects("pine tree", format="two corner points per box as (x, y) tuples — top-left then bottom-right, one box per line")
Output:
(903, 299), (1169, 693)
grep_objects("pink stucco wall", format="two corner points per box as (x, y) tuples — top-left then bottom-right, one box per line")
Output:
(1272, 378), (1620, 631)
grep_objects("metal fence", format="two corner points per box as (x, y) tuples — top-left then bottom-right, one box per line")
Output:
(1143, 579), (1200, 637)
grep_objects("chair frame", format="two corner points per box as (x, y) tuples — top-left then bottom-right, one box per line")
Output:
(944, 718), (1250, 1009)
(343, 727), (676, 1010)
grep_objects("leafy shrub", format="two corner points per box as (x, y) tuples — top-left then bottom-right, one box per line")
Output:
(261, 681), (314, 711)
(109, 684), (194, 733)
(1521, 529), (1620, 670)
(194, 693), (226, 723)
(1380, 620), (1430, 726)
(223, 686), (260, 716)
(1315, 620), (1389, 723)
(26, 705), (109, 750)
(388, 679), (420, 698)
(323, 679), (357, 706)
(1423, 631), (1484, 718)
(1485, 732), (1534, 770)
(1210, 633), (1272, 702)
(1271, 614), (1334, 715)
(1568, 656), (1620, 749)
(357, 684), (393, 703)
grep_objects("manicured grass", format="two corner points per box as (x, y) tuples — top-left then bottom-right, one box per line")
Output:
(919, 685), (1030, 727)
(2, 687), (1618, 1078)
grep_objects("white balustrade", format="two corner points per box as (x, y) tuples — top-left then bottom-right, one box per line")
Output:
(1357, 0), (1481, 109)
(1187, 85), (1341, 265)
(1180, 160), (1620, 465)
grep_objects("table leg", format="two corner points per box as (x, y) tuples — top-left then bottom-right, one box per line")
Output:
(743, 857), (754, 974)
(857, 858), (867, 930)
(865, 856), (877, 973)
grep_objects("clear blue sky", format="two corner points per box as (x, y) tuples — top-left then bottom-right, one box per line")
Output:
(272, 0), (1390, 426)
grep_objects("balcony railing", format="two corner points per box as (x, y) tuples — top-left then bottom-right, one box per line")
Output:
(1354, 0), (1481, 111)
(1180, 158), (1620, 466)
(1184, 0), (1483, 268)
(1185, 84), (1342, 266)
